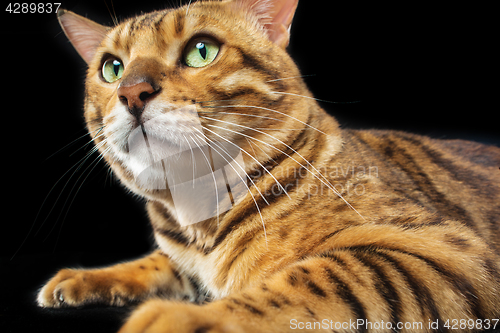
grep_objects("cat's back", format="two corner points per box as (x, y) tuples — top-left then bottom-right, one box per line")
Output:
(348, 129), (500, 173)
(341, 128), (500, 250)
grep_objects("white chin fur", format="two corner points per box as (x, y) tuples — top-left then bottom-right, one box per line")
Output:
(105, 103), (205, 182)
(103, 102), (249, 226)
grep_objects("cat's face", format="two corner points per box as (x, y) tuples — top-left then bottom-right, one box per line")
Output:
(58, 0), (335, 225)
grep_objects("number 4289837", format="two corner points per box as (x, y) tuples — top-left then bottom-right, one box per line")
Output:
(6, 3), (61, 14)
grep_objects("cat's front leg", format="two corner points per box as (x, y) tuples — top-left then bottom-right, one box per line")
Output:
(118, 244), (500, 333)
(118, 300), (245, 333)
(37, 250), (194, 308)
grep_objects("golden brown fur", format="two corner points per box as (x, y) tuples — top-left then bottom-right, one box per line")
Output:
(38, 0), (500, 332)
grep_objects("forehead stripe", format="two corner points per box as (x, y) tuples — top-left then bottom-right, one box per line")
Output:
(137, 11), (164, 30)
(154, 11), (170, 31)
(173, 11), (185, 36)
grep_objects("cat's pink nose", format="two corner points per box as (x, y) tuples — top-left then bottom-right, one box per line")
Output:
(118, 81), (158, 118)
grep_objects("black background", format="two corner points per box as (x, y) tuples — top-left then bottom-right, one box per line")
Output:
(1, 1), (498, 332)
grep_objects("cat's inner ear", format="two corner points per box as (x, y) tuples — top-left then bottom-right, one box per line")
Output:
(57, 10), (109, 65)
(235, 0), (299, 48)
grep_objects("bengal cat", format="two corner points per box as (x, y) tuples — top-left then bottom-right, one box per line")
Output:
(37, 0), (500, 332)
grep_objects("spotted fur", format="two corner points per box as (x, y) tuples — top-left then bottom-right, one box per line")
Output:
(38, 0), (500, 332)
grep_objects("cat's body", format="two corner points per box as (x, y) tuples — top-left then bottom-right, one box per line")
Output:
(38, 0), (500, 332)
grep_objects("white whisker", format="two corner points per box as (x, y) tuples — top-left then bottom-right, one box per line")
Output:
(49, 145), (111, 248)
(182, 134), (197, 189)
(13, 125), (112, 259)
(200, 104), (327, 136)
(45, 127), (102, 161)
(199, 125), (290, 201)
(45, 139), (110, 231)
(271, 91), (324, 103)
(188, 134), (220, 226)
(254, 128), (304, 131)
(245, 137), (258, 159)
(103, 0), (119, 26)
(33, 134), (109, 237)
(185, 0), (193, 16)
(246, 137), (278, 166)
(198, 110), (286, 123)
(70, 130), (107, 157)
(191, 128), (270, 206)
(192, 130), (268, 248)
(202, 117), (365, 221)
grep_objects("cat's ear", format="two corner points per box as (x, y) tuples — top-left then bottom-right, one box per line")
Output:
(57, 10), (109, 65)
(234, 0), (299, 48)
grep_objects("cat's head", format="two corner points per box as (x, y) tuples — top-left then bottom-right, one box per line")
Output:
(58, 0), (337, 225)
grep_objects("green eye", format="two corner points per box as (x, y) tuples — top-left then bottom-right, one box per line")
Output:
(102, 58), (124, 83)
(184, 39), (220, 68)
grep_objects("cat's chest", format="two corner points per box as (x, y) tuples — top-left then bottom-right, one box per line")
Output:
(154, 232), (239, 299)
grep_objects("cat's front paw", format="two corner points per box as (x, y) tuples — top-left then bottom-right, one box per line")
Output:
(37, 268), (141, 308)
(118, 300), (244, 333)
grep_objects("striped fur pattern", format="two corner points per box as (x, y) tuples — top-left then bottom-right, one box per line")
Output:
(38, 0), (500, 332)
